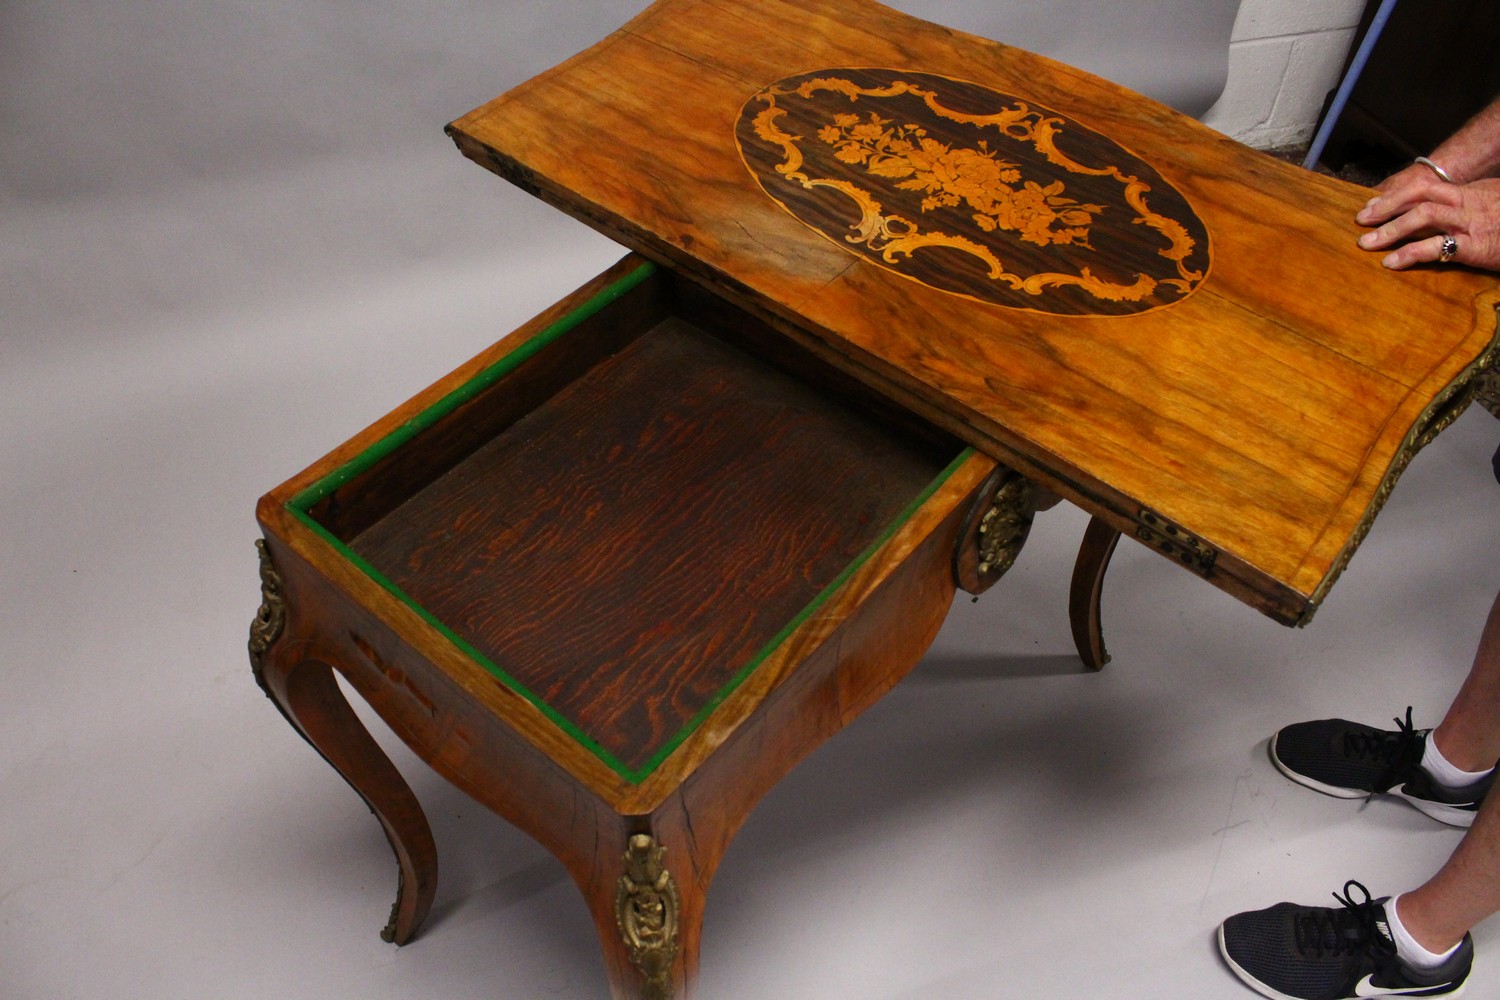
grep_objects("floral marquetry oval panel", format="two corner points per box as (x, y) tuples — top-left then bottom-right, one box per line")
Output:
(736, 69), (1212, 316)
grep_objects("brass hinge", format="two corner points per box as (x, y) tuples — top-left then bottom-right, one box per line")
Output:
(1135, 508), (1216, 576)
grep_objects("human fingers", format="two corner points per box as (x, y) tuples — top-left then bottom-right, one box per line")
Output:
(1376, 233), (1460, 271)
(1356, 172), (1460, 226)
(1357, 199), (1463, 251)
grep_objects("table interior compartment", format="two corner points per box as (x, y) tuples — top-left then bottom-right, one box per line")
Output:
(299, 267), (965, 776)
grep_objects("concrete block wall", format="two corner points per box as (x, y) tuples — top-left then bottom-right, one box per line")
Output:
(1200, 0), (1367, 149)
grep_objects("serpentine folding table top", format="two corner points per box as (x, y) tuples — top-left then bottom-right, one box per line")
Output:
(447, 0), (1500, 626)
(250, 2), (1500, 998)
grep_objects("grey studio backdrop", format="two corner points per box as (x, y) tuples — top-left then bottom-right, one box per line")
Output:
(10, 2), (1500, 999)
(4, 0), (1238, 347)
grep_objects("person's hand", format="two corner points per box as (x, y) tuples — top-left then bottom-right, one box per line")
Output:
(1359, 161), (1444, 214)
(1355, 169), (1500, 272)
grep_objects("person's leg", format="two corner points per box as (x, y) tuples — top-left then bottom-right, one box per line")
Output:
(1216, 590), (1500, 999)
(1396, 586), (1500, 952)
(1266, 588), (1500, 828)
(1430, 586), (1500, 772)
(1394, 786), (1500, 954)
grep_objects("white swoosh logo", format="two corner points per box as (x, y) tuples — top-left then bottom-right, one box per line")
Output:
(1355, 973), (1450, 997)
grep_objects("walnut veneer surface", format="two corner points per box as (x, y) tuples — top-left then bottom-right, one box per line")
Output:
(448, 0), (1500, 624)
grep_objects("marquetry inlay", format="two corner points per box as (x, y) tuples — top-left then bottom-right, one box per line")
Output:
(736, 69), (1211, 316)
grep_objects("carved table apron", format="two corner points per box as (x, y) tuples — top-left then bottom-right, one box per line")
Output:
(249, 1), (1500, 998)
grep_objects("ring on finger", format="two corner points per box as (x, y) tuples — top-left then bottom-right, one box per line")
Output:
(1439, 234), (1459, 263)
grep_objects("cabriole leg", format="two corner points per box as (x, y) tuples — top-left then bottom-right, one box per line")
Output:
(1069, 516), (1121, 670)
(248, 539), (438, 945)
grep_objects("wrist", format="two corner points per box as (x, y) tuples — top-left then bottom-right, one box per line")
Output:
(1415, 156), (1460, 184)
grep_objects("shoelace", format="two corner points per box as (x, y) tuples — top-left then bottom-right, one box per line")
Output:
(1341, 706), (1424, 794)
(1293, 881), (1397, 964)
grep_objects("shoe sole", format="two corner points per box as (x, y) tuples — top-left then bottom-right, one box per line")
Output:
(1218, 923), (1468, 999)
(1268, 735), (1478, 829)
(1217, 924), (1309, 1000)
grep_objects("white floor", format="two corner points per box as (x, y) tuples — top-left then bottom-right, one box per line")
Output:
(6, 3), (1497, 998)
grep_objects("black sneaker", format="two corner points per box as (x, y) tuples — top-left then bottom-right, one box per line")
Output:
(1218, 881), (1471, 999)
(1270, 708), (1490, 828)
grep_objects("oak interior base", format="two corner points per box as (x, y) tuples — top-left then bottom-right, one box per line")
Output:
(341, 306), (955, 777)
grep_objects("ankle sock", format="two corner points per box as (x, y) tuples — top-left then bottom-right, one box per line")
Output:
(1388, 895), (1463, 971)
(1422, 733), (1493, 791)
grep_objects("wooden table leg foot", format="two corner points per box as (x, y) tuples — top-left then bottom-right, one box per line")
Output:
(249, 541), (438, 945)
(1069, 516), (1121, 670)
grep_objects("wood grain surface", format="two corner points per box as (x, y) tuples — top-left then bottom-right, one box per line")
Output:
(447, 0), (1500, 623)
(347, 315), (955, 775)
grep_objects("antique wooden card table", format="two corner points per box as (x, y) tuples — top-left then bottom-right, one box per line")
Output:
(249, 1), (1500, 997)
